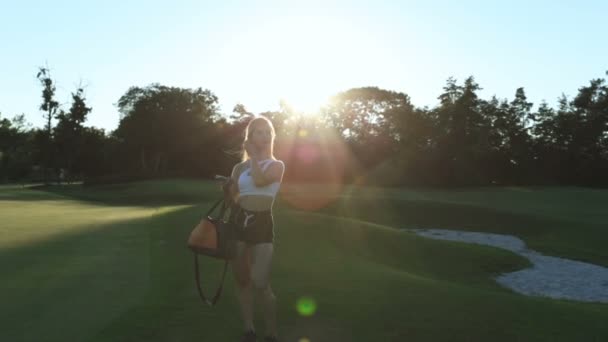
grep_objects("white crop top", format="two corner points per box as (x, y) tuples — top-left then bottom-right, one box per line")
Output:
(238, 159), (283, 198)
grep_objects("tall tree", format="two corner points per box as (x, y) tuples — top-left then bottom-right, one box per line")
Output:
(568, 76), (608, 184)
(0, 113), (35, 182)
(78, 127), (110, 180)
(54, 87), (92, 181)
(36, 67), (60, 183)
(321, 87), (413, 168)
(481, 88), (534, 183)
(115, 84), (222, 177)
(432, 77), (491, 185)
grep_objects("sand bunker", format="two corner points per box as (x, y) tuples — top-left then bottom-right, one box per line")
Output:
(411, 229), (608, 304)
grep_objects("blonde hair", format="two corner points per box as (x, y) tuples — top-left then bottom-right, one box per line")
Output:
(242, 116), (277, 162)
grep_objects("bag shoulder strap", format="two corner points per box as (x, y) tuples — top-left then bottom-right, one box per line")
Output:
(193, 197), (232, 306)
(193, 254), (229, 306)
(205, 198), (225, 217)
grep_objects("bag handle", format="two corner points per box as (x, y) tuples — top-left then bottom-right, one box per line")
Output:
(192, 192), (235, 306)
(193, 197), (232, 306)
(205, 198), (226, 218)
(193, 254), (229, 306)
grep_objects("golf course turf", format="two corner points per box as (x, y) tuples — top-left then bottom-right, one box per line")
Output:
(1, 180), (606, 341)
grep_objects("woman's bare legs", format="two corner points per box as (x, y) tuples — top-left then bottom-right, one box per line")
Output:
(251, 243), (277, 338)
(231, 241), (277, 338)
(231, 241), (254, 332)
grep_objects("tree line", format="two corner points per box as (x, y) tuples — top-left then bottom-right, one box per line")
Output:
(1, 67), (607, 187)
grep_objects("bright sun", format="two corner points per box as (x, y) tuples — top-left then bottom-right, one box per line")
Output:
(280, 93), (329, 116)
(262, 17), (347, 115)
(213, 13), (392, 116)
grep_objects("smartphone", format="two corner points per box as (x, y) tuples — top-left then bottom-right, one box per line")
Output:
(214, 175), (230, 182)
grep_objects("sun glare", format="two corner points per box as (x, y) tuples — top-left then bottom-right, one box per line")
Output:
(213, 13), (393, 116)
(280, 95), (328, 116)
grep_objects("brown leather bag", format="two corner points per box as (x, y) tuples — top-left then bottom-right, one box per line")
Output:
(188, 198), (237, 259)
(187, 198), (238, 306)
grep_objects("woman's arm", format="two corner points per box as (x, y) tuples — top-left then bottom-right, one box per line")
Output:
(223, 162), (241, 204)
(249, 158), (284, 187)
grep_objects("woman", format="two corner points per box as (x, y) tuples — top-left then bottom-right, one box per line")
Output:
(223, 116), (285, 342)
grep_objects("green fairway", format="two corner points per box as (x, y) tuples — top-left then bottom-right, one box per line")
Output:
(1, 181), (607, 341)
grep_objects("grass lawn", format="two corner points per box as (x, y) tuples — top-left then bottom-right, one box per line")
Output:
(0, 180), (606, 341)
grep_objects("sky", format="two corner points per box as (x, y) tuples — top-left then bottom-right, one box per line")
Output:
(1, 0), (607, 132)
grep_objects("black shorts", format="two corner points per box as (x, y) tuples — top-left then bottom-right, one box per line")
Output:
(231, 204), (274, 245)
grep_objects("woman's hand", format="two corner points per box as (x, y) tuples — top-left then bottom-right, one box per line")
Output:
(222, 178), (236, 204)
(244, 140), (258, 159)
(220, 178), (232, 192)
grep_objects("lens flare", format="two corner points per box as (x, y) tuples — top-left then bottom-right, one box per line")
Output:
(296, 297), (317, 316)
(277, 126), (358, 211)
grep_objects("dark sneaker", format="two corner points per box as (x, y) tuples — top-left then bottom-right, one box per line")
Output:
(240, 330), (257, 342)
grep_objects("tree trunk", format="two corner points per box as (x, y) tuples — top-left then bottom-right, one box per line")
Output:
(140, 148), (147, 173)
(153, 153), (162, 175)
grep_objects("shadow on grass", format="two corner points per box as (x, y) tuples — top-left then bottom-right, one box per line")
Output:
(0, 203), (244, 342)
(5, 178), (607, 266)
(1, 195), (607, 342)
(0, 180), (222, 208)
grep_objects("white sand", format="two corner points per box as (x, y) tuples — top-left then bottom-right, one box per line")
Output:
(410, 228), (608, 304)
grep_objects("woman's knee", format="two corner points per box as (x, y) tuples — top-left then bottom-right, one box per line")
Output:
(231, 246), (252, 288)
(251, 261), (272, 290)
(234, 270), (251, 289)
(265, 285), (276, 300)
(251, 271), (270, 290)
(232, 262), (251, 288)
(253, 282), (275, 300)
(250, 243), (273, 290)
